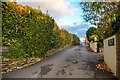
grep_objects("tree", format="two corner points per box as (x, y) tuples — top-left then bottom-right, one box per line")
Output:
(80, 2), (120, 38)
(80, 2), (119, 26)
(111, 15), (120, 34)
(86, 27), (96, 41)
(13, 0), (17, 4)
(94, 27), (105, 40)
(89, 35), (99, 41)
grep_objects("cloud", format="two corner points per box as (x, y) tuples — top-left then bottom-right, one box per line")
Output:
(60, 22), (90, 43)
(18, 0), (78, 18)
(75, 33), (77, 35)
(80, 37), (85, 43)
(89, 25), (97, 28)
(71, 6), (78, 11)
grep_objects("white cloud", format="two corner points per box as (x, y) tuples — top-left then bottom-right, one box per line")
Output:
(60, 22), (90, 43)
(59, 25), (70, 29)
(80, 37), (85, 42)
(75, 33), (77, 35)
(18, 0), (78, 18)
(89, 25), (97, 28)
(71, 6), (78, 11)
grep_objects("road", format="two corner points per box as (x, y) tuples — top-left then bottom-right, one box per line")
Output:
(2, 45), (115, 79)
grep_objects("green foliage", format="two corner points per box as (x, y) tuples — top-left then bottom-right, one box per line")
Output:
(111, 15), (120, 34)
(51, 30), (62, 48)
(80, 2), (119, 25)
(87, 43), (90, 45)
(72, 34), (80, 45)
(2, 2), (80, 60)
(104, 15), (120, 38)
(99, 42), (103, 47)
(89, 35), (99, 41)
(80, 2), (120, 39)
(94, 27), (105, 40)
(86, 27), (97, 41)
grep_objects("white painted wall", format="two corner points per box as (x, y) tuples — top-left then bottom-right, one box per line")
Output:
(90, 41), (97, 52)
(104, 35), (116, 76)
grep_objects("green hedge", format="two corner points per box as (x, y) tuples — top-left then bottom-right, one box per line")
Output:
(2, 2), (80, 60)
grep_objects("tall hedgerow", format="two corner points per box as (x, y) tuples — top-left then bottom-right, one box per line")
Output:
(2, 2), (80, 60)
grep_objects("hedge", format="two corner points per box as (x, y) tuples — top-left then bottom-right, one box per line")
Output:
(2, 2), (80, 60)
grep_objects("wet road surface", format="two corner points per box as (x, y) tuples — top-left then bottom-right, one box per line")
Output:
(3, 45), (116, 79)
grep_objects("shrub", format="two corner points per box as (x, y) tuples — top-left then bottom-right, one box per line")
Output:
(99, 42), (103, 47)
(88, 43), (90, 45)
(89, 35), (99, 41)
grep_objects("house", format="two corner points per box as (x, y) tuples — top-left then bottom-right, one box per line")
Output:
(84, 36), (89, 44)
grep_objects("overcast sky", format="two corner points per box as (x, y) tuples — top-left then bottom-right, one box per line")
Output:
(15, 0), (97, 43)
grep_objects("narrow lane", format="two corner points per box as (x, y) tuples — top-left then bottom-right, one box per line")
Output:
(3, 45), (115, 78)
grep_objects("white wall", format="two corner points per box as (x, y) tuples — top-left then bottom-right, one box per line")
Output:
(104, 35), (116, 76)
(90, 41), (97, 52)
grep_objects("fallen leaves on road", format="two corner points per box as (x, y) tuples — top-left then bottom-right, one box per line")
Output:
(96, 63), (111, 72)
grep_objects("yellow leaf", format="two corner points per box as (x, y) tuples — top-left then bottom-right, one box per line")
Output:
(28, 10), (30, 14)
(108, 12), (111, 14)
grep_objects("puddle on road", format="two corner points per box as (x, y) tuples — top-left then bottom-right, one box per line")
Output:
(38, 64), (53, 78)
(79, 52), (82, 54)
(66, 58), (79, 65)
(57, 68), (67, 76)
(32, 71), (38, 74)
(74, 48), (81, 51)
(72, 61), (78, 64)
(63, 64), (70, 68)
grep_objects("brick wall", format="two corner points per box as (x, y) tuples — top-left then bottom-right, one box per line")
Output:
(116, 33), (120, 79)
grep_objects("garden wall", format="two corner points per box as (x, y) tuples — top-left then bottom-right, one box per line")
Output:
(104, 35), (116, 76)
(90, 41), (97, 52)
